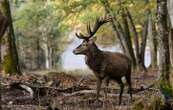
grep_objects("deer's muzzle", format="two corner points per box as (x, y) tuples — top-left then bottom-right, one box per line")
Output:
(73, 49), (79, 55)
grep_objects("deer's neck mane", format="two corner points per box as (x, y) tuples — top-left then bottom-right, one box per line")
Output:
(85, 44), (103, 72)
(86, 44), (101, 59)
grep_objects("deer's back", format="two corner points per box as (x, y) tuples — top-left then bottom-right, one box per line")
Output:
(102, 52), (131, 79)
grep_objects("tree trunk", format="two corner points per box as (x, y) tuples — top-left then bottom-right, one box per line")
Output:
(157, 0), (172, 106)
(51, 49), (55, 69)
(139, 10), (150, 71)
(0, 11), (9, 41)
(168, 0), (173, 68)
(167, 0), (173, 27)
(44, 43), (52, 70)
(49, 47), (53, 69)
(121, 8), (137, 68)
(2, 0), (21, 75)
(0, 11), (9, 64)
(149, 17), (158, 68)
(0, 10), (9, 110)
(36, 38), (41, 69)
(126, 9), (140, 66)
(169, 28), (173, 67)
(0, 74), (1, 110)
(45, 44), (50, 69)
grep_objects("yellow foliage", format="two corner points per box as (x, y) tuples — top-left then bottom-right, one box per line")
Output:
(136, 24), (142, 32)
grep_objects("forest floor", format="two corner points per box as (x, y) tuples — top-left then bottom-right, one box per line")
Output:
(1, 69), (160, 110)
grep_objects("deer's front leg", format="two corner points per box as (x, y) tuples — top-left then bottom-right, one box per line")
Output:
(96, 78), (102, 100)
(104, 76), (109, 100)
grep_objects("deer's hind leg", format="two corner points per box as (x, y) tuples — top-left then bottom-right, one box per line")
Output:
(117, 79), (124, 105)
(96, 78), (102, 101)
(125, 73), (132, 102)
(104, 77), (109, 100)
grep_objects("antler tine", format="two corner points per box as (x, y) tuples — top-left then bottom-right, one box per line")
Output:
(75, 33), (81, 39)
(88, 17), (107, 38)
(75, 32), (89, 41)
(87, 24), (92, 36)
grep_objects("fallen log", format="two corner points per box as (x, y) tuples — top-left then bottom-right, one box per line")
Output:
(7, 81), (157, 99)
(10, 82), (34, 98)
(8, 82), (92, 97)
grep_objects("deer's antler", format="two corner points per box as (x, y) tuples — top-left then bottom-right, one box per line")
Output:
(75, 16), (112, 40)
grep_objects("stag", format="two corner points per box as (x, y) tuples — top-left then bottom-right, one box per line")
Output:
(73, 17), (132, 105)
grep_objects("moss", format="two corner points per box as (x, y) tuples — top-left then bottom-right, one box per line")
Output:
(133, 99), (144, 110)
(159, 78), (173, 98)
(3, 52), (17, 75)
(147, 95), (164, 110)
(133, 94), (165, 110)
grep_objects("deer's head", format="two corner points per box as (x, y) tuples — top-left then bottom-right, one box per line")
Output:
(73, 17), (111, 55)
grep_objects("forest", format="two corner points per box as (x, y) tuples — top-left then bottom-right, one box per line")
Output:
(0, 0), (173, 110)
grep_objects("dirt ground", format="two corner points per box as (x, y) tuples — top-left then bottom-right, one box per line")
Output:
(1, 69), (159, 110)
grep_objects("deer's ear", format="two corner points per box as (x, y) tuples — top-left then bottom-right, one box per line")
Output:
(89, 36), (97, 42)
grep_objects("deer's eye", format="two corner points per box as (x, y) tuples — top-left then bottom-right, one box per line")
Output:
(82, 43), (87, 46)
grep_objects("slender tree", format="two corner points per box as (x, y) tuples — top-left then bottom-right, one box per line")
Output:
(0, 10), (9, 63)
(169, 28), (173, 66)
(149, 19), (158, 68)
(140, 9), (150, 71)
(121, 7), (137, 69)
(168, 0), (173, 67)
